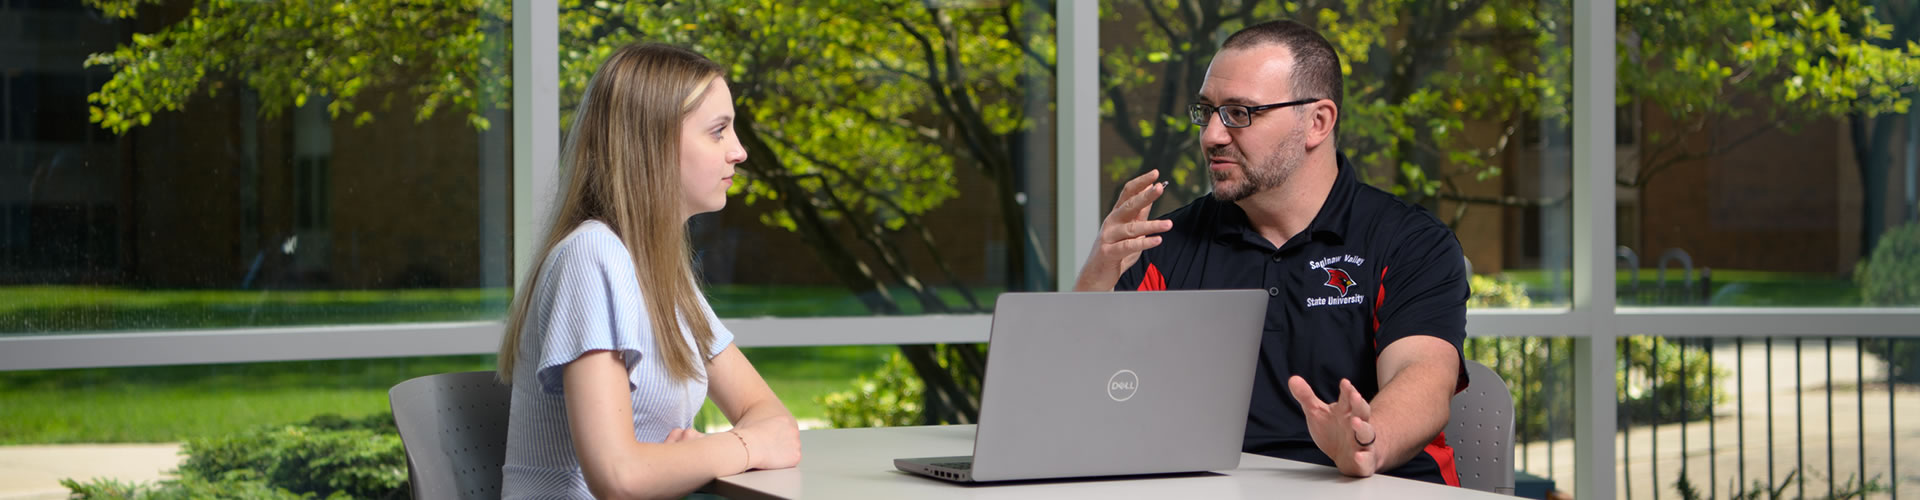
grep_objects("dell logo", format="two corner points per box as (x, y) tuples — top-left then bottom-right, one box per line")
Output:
(1107, 369), (1139, 402)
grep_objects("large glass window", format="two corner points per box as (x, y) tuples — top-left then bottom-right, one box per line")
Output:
(553, 2), (1057, 317)
(1097, 0), (1575, 308)
(19, 2), (1920, 499)
(1099, 1), (1581, 493)
(1, 0), (514, 335)
(553, 2), (1055, 427)
(1616, 1), (1920, 308)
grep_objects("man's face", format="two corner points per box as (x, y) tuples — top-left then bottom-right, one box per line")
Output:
(1196, 46), (1310, 202)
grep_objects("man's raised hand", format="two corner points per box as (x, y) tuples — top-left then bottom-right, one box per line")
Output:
(1074, 169), (1173, 291)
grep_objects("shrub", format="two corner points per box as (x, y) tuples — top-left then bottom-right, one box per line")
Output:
(1616, 336), (1723, 427)
(65, 413), (408, 500)
(180, 424), (407, 499)
(1858, 223), (1920, 381)
(63, 472), (306, 500)
(1468, 273), (1532, 309)
(1857, 223), (1920, 307)
(818, 351), (923, 428)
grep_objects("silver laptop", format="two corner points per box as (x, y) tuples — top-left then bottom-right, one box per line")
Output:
(894, 289), (1268, 483)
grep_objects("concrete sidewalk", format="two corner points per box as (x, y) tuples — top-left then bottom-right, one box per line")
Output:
(0, 443), (182, 500)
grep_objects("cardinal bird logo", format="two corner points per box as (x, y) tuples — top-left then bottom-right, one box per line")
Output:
(1322, 268), (1357, 296)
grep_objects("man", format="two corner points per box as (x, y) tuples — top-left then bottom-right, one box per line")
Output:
(1074, 20), (1470, 485)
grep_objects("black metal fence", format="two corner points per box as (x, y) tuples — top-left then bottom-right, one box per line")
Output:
(1471, 337), (1908, 500)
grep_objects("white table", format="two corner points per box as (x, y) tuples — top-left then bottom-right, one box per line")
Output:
(703, 425), (1515, 499)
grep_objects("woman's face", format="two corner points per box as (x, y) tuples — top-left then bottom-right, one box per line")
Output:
(679, 77), (747, 218)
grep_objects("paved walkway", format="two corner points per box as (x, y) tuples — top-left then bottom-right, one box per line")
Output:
(0, 443), (181, 500)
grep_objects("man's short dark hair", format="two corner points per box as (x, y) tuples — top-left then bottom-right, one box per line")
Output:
(1221, 20), (1343, 123)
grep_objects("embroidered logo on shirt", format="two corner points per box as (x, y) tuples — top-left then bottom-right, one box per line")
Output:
(1306, 254), (1368, 308)
(1322, 268), (1358, 296)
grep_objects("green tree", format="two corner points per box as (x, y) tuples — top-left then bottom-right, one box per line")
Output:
(1837, 0), (1920, 255)
(80, 0), (1054, 424)
(1100, 0), (1918, 236)
(562, 1), (1053, 423)
(86, 0), (1916, 424)
(83, 0), (510, 133)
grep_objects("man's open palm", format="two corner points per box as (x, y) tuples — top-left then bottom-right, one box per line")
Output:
(1287, 376), (1380, 477)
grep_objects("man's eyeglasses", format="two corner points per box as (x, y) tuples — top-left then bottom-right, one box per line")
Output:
(1188, 99), (1322, 128)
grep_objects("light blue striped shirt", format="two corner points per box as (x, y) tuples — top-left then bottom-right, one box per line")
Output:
(502, 221), (735, 498)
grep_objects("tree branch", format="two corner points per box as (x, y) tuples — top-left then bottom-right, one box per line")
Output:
(1626, 117), (1788, 188)
(762, 131), (987, 312)
(999, 3), (1055, 76)
(814, 176), (952, 315)
(734, 109), (903, 315)
(1141, 0), (1183, 42)
(863, 55), (937, 86)
(1100, 58), (1153, 157)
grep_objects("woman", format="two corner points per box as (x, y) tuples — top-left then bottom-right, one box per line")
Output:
(497, 43), (801, 499)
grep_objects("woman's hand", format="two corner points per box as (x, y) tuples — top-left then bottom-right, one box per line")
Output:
(707, 344), (803, 471)
(735, 416), (802, 470)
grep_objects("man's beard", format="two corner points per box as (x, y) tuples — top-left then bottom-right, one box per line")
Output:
(1209, 127), (1306, 202)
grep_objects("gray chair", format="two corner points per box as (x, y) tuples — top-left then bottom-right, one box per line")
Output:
(1447, 360), (1516, 495)
(390, 371), (513, 500)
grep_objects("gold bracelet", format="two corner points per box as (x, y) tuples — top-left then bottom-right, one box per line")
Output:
(727, 430), (751, 470)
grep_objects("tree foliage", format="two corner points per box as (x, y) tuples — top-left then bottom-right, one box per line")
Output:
(82, 0), (1917, 422)
(581, 2), (1050, 422)
(1100, 0), (1918, 226)
(82, 0), (509, 133)
(80, 0), (1052, 423)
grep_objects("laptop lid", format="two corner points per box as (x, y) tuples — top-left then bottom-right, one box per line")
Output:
(965, 289), (1268, 482)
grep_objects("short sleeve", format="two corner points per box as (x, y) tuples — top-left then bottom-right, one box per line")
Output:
(1371, 219), (1470, 390)
(528, 228), (652, 396)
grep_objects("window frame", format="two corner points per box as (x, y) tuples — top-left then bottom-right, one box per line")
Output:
(9, 4), (1920, 500)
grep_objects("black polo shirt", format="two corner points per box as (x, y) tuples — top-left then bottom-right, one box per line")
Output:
(1115, 153), (1470, 486)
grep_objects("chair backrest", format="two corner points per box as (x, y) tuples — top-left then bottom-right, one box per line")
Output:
(390, 371), (512, 500)
(1446, 360), (1516, 494)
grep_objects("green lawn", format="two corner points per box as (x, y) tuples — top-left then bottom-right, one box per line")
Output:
(0, 286), (511, 334)
(0, 355), (497, 444)
(1, 284), (1004, 335)
(0, 346), (894, 445)
(0, 283), (980, 444)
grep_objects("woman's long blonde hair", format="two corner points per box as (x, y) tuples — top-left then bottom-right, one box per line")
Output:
(498, 43), (724, 383)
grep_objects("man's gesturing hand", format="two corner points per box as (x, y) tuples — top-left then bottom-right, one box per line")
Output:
(1073, 169), (1173, 291)
(1287, 376), (1381, 477)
